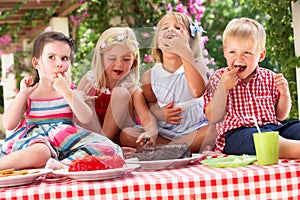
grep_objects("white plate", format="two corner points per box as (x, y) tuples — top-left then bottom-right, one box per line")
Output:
(125, 154), (202, 170)
(52, 164), (140, 181)
(0, 169), (51, 188)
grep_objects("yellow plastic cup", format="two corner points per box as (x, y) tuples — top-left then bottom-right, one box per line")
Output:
(253, 131), (279, 166)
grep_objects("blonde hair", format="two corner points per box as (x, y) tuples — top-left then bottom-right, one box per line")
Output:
(151, 11), (204, 63)
(223, 17), (266, 51)
(91, 27), (139, 91)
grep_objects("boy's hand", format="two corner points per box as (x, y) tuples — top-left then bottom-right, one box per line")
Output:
(275, 73), (290, 96)
(162, 101), (184, 124)
(221, 67), (239, 91)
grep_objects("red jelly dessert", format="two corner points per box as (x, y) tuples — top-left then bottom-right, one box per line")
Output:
(68, 155), (125, 172)
(100, 155), (125, 168)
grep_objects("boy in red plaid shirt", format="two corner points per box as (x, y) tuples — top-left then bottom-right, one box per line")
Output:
(204, 17), (300, 158)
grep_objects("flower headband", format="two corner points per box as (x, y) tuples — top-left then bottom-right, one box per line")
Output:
(190, 20), (205, 37)
(100, 33), (139, 50)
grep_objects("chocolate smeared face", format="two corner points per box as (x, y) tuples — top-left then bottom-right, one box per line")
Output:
(224, 37), (266, 82)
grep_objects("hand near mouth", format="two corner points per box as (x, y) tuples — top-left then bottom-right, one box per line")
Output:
(221, 67), (240, 91)
(158, 35), (192, 59)
(234, 65), (247, 71)
(53, 72), (71, 93)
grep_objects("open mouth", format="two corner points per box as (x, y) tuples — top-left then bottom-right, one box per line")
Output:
(165, 34), (175, 39)
(113, 70), (123, 75)
(234, 65), (247, 72)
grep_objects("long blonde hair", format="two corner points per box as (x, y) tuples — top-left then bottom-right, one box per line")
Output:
(90, 27), (140, 91)
(151, 11), (204, 63)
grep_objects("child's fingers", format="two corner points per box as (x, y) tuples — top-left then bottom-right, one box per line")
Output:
(275, 74), (288, 87)
(228, 66), (239, 75)
(275, 74), (287, 83)
(180, 29), (189, 41)
(168, 119), (182, 125)
(63, 72), (71, 83)
(84, 96), (97, 102)
(136, 134), (149, 144)
(31, 82), (39, 90)
(168, 107), (183, 115)
(136, 135), (143, 144)
(158, 37), (169, 48)
(164, 101), (174, 108)
(121, 147), (136, 159)
(64, 72), (71, 81)
(57, 73), (63, 78)
(122, 146), (136, 153)
(24, 76), (34, 86)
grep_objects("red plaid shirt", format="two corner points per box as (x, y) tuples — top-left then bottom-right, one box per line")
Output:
(204, 66), (281, 152)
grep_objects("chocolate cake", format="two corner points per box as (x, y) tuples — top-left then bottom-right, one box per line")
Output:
(136, 143), (192, 161)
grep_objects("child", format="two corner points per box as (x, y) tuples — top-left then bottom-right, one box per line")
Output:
(133, 11), (216, 152)
(0, 31), (122, 170)
(204, 17), (300, 159)
(77, 27), (158, 147)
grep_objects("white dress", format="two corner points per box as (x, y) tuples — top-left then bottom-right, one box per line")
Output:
(151, 63), (208, 140)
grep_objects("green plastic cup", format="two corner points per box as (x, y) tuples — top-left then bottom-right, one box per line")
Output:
(253, 131), (279, 166)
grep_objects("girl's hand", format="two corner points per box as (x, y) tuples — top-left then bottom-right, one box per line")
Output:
(83, 95), (98, 103)
(122, 147), (136, 159)
(221, 67), (239, 91)
(158, 32), (192, 59)
(82, 93), (97, 107)
(53, 72), (70, 93)
(136, 131), (158, 146)
(20, 76), (39, 95)
(162, 101), (184, 124)
(275, 73), (290, 97)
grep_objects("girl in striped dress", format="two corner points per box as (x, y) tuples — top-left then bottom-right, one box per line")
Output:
(0, 31), (122, 170)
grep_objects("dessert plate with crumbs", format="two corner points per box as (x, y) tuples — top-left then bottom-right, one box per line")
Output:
(0, 169), (51, 187)
(125, 154), (202, 170)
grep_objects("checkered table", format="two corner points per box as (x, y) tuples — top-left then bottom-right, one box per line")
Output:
(1, 160), (300, 200)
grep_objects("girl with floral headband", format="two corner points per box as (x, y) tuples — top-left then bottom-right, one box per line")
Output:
(133, 11), (217, 152)
(77, 27), (158, 149)
(0, 31), (122, 170)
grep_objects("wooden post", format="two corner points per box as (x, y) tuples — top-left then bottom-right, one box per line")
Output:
(50, 17), (69, 36)
(1, 53), (16, 137)
(292, 1), (300, 118)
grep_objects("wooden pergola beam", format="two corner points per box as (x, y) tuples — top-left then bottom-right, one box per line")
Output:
(0, 0), (81, 53)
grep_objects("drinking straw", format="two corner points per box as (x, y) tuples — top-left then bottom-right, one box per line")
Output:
(252, 116), (261, 134)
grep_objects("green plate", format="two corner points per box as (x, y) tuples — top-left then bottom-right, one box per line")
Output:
(201, 155), (257, 168)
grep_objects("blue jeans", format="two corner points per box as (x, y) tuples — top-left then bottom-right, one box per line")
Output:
(223, 120), (300, 155)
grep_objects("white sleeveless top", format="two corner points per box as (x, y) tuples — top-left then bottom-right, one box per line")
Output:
(151, 63), (208, 140)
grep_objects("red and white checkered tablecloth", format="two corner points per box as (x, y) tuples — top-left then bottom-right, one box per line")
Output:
(1, 160), (300, 200)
